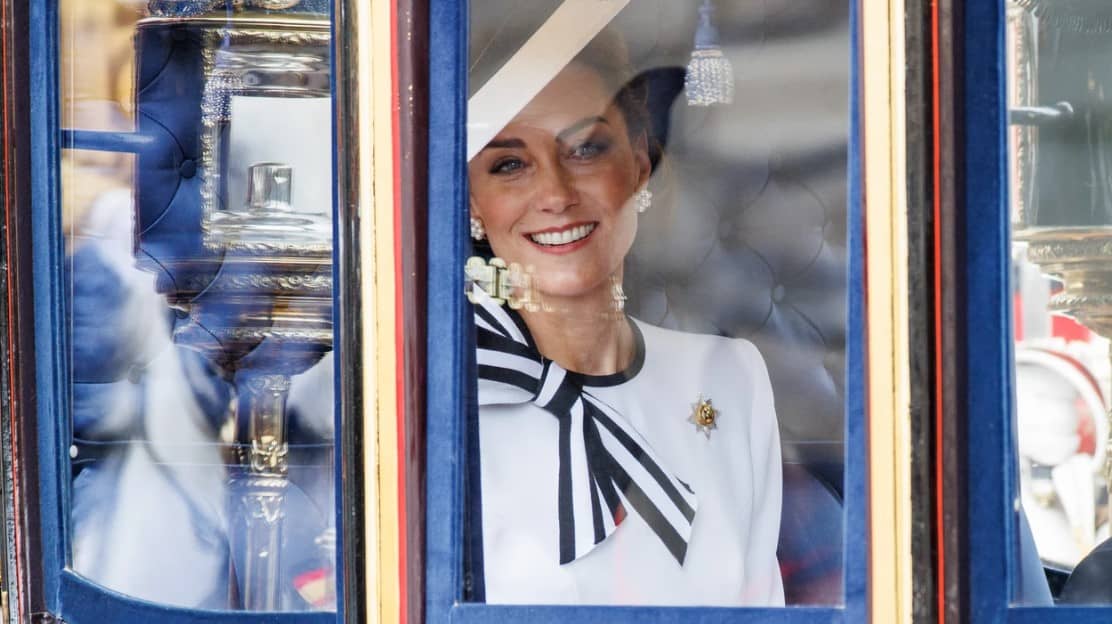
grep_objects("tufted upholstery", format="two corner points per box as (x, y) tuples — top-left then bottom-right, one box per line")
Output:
(624, 104), (847, 606)
(627, 137), (847, 491)
(620, 4), (850, 605)
(133, 23), (214, 297)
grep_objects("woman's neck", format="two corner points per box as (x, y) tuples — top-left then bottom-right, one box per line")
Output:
(520, 290), (634, 376)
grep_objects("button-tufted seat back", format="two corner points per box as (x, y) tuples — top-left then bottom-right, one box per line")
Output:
(625, 108), (847, 608)
(626, 137), (847, 491)
(623, 7), (850, 603)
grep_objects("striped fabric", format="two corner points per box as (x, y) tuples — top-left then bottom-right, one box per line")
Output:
(473, 289), (699, 565)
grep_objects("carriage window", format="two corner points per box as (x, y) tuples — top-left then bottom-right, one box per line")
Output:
(463, 0), (849, 607)
(1007, 0), (1112, 606)
(60, 1), (337, 612)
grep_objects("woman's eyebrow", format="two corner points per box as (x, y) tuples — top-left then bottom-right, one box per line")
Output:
(557, 116), (609, 143)
(482, 137), (526, 150)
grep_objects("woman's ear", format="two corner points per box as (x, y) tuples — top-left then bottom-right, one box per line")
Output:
(469, 194), (480, 220)
(633, 132), (652, 187)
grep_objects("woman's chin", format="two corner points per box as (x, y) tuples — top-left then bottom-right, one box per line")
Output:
(533, 273), (616, 306)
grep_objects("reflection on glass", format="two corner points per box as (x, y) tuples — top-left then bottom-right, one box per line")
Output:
(59, 0), (141, 132)
(465, 0), (848, 607)
(1008, 0), (1112, 607)
(61, 1), (336, 612)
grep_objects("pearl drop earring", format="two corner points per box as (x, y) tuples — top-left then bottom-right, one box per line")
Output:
(470, 216), (486, 241)
(635, 188), (652, 214)
(610, 275), (627, 313)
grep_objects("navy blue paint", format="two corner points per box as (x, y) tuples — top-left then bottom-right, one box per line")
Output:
(1010, 607), (1112, 622)
(451, 604), (842, 623)
(328, 6), (345, 622)
(841, 0), (867, 620)
(62, 129), (154, 154)
(424, 0), (470, 619)
(30, 0), (68, 613)
(962, 2), (1014, 623)
(423, 1), (864, 622)
(462, 314), (485, 603)
(961, 3), (1112, 621)
(59, 572), (335, 623)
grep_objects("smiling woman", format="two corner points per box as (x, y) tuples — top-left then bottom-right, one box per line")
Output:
(464, 13), (784, 607)
(468, 59), (649, 373)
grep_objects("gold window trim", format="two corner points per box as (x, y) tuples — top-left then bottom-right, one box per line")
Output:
(863, 0), (914, 622)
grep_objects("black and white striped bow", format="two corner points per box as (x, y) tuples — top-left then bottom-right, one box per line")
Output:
(473, 289), (698, 565)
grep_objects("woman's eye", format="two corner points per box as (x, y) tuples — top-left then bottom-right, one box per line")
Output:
(569, 139), (610, 160)
(490, 157), (525, 175)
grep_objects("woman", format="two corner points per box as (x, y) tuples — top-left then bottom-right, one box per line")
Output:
(467, 29), (784, 606)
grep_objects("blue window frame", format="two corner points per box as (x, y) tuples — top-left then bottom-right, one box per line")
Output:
(962, 3), (1016, 620)
(26, 0), (348, 620)
(424, 1), (867, 621)
(964, 1), (1112, 621)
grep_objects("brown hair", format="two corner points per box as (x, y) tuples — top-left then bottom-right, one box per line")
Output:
(569, 28), (650, 143)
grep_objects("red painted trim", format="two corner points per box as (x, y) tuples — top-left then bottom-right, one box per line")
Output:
(390, 0), (408, 618)
(930, 0), (946, 620)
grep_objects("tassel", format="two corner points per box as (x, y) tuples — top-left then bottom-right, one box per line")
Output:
(685, 0), (735, 107)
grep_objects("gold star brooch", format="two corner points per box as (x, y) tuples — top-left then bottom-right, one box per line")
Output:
(688, 394), (719, 438)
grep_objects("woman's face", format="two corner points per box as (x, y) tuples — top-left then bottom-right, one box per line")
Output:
(468, 62), (651, 303)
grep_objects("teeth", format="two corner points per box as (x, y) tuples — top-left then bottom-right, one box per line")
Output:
(529, 223), (596, 246)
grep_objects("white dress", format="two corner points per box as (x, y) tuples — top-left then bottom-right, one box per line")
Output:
(479, 319), (785, 606)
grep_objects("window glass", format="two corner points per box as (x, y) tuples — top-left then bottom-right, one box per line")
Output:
(59, 0), (141, 133)
(464, 0), (848, 606)
(59, 1), (337, 612)
(1007, 0), (1112, 606)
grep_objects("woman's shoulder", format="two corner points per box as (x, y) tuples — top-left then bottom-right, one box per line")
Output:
(630, 318), (776, 428)
(631, 317), (767, 369)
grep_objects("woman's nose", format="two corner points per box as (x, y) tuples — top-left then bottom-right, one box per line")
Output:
(533, 161), (579, 212)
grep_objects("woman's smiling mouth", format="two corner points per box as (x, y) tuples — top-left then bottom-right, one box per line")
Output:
(527, 223), (597, 247)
